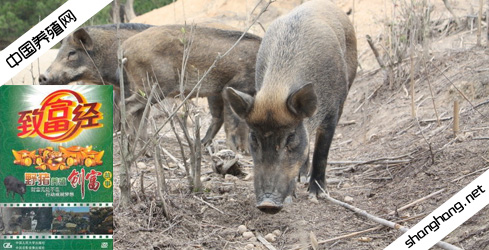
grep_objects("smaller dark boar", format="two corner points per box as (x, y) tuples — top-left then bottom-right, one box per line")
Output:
(39, 23), (153, 86)
(226, 0), (357, 213)
(39, 23), (153, 132)
(121, 25), (261, 149)
(4, 176), (26, 202)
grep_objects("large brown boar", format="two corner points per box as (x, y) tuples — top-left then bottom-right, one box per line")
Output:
(226, 0), (357, 213)
(121, 25), (261, 148)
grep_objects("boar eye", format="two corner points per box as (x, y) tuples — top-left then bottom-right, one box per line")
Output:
(250, 132), (258, 146)
(67, 50), (76, 59)
(286, 132), (298, 149)
(286, 133), (295, 144)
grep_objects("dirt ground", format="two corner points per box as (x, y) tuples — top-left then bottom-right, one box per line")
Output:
(8, 0), (488, 249)
(112, 46), (489, 250)
(112, 1), (489, 249)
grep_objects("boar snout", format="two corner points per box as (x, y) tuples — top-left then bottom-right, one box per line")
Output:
(38, 73), (49, 85)
(256, 195), (283, 214)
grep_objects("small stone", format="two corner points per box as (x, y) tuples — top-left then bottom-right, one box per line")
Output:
(200, 176), (211, 182)
(243, 231), (254, 239)
(343, 182), (352, 188)
(225, 174), (239, 181)
(344, 196), (354, 202)
(272, 229), (281, 236)
(358, 236), (372, 242)
(136, 162), (147, 169)
(265, 233), (276, 242)
(249, 237), (257, 242)
(244, 244), (255, 250)
(244, 173), (253, 181)
(200, 206), (207, 214)
(238, 225), (248, 234)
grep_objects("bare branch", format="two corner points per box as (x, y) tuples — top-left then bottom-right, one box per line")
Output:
(315, 181), (461, 250)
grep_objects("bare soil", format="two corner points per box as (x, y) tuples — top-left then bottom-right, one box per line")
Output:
(12, 0), (488, 249)
(112, 41), (489, 249)
(113, 0), (489, 248)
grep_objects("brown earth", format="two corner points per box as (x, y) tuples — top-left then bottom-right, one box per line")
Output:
(8, 0), (488, 249)
(113, 45), (489, 250)
(113, 1), (489, 249)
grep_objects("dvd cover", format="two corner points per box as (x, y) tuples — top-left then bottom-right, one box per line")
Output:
(0, 85), (113, 250)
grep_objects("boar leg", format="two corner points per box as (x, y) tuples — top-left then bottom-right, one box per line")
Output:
(124, 95), (148, 150)
(298, 149), (310, 183)
(309, 113), (338, 197)
(201, 95), (224, 145)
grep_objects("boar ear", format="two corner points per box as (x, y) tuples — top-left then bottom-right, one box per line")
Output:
(72, 28), (93, 50)
(225, 87), (254, 119)
(287, 83), (317, 118)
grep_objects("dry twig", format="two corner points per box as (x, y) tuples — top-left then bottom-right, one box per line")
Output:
(388, 189), (445, 216)
(193, 196), (225, 214)
(315, 181), (462, 250)
(256, 234), (278, 250)
(451, 166), (489, 183)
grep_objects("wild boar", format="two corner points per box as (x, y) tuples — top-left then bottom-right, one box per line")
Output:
(225, 0), (357, 213)
(121, 25), (261, 149)
(39, 23), (152, 86)
(4, 176), (27, 202)
(39, 23), (153, 131)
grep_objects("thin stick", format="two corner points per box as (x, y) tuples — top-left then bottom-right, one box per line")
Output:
(366, 35), (385, 69)
(388, 189), (445, 216)
(161, 147), (185, 171)
(424, 59), (440, 126)
(256, 234), (278, 250)
(315, 181), (462, 250)
(291, 213), (427, 249)
(420, 117), (452, 123)
(477, 0), (483, 46)
(329, 152), (414, 166)
(451, 166), (489, 183)
(133, 81), (158, 151)
(128, 227), (156, 233)
(432, 63), (486, 119)
(193, 196), (225, 214)
(453, 100), (460, 136)
(328, 159), (410, 165)
(410, 47), (416, 118)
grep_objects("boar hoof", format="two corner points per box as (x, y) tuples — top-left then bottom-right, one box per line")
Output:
(299, 176), (309, 184)
(308, 194), (319, 204)
(284, 196), (293, 205)
(318, 191), (328, 199)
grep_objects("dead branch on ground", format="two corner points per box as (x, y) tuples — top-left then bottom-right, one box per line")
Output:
(388, 188), (445, 216)
(292, 213), (426, 249)
(256, 234), (278, 250)
(314, 181), (462, 250)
